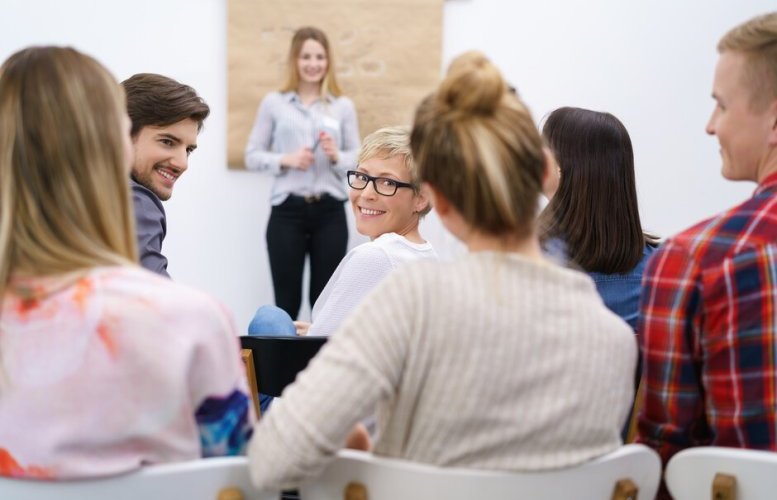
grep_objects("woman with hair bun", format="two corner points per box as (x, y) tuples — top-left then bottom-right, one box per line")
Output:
(247, 52), (636, 491)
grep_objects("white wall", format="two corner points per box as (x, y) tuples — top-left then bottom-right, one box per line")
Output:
(1, 0), (774, 329)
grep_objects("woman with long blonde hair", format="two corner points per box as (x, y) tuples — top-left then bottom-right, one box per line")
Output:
(244, 26), (361, 320)
(0, 46), (252, 479)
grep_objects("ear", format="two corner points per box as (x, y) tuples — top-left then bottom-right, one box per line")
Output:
(541, 147), (560, 199)
(769, 99), (777, 146)
(413, 184), (432, 214)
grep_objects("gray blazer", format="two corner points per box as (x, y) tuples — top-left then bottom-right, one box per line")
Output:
(131, 179), (169, 277)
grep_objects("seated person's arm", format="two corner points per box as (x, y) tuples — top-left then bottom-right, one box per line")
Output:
(132, 183), (169, 277)
(308, 246), (393, 337)
(637, 241), (706, 464)
(191, 302), (256, 456)
(248, 270), (414, 489)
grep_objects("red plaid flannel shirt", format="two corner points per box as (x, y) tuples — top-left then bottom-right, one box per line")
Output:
(637, 172), (777, 467)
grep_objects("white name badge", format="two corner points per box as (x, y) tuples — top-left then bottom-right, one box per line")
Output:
(321, 115), (339, 131)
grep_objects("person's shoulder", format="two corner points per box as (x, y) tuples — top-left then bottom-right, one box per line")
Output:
(91, 267), (237, 366)
(131, 180), (164, 212)
(661, 192), (776, 265)
(345, 238), (394, 267)
(332, 94), (356, 109)
(95, 266), (228, 322)
(261, 91), (288, 107)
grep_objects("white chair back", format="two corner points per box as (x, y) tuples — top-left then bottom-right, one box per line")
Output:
(300, 444), (660, 500)
(666, 447), (777, 500)
(0, 457), (277, 500)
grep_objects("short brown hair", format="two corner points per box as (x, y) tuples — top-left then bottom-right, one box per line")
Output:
(410, 52), (544, 239)
(718, 12), (777, 108)
(121, 73), (210, 137)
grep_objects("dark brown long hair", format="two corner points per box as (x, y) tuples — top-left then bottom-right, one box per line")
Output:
(539, 107), (655, 274)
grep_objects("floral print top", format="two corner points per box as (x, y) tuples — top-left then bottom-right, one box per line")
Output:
(0, 266), (254, 479)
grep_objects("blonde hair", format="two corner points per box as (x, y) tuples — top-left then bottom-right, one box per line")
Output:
(410, 51), (544, 238)
(0, 46), (137, 298)
(280, 26), (342, 97)
(358, 126), (431, 217)
(718, 11), (777, 108)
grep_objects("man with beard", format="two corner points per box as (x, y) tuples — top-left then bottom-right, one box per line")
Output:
(122, 74), (210, 277)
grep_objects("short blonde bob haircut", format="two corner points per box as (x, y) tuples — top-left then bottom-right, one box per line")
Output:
(280, 26), (342, 97)
(410, 51), (545, 239)
(0, 46), (137, 299)
(357, 126), (431, 216)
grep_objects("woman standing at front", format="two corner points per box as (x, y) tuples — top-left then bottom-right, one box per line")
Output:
(245, 26), (360, 318)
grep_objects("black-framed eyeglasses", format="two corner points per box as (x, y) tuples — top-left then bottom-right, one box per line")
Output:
(346, 170), (415, 197)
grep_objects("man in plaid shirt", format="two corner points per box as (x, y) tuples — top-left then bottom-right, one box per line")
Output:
(638, 11), (777, 472)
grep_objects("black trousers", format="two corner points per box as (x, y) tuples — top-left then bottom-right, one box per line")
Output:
(266, 194), (348, 319)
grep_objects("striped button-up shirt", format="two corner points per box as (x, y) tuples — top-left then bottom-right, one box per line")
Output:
(637, 172), (777, 466)
(244, 91), (360, 205)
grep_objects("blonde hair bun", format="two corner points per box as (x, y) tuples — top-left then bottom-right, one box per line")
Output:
(437, 51), (506, 116)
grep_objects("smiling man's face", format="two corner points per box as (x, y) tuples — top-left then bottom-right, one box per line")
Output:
(131, 118), (199, 201)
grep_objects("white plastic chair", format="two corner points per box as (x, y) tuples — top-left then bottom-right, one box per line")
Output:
(666, 447), (777, 500)
(0, 456), (277, 500)
(299, 444), (660, 500)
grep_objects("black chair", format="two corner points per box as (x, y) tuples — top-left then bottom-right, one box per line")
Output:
(240, 336), (327, 398)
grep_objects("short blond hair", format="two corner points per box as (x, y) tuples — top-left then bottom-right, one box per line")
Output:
(718, 11), (777, 108)
(358, 126), (431, 216)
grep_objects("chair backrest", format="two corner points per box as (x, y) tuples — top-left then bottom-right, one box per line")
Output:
(666, 447), (777, 500)
(0, 457), (277, 500)
(299, 445), (661, 500)
(240, 336), (327, 397)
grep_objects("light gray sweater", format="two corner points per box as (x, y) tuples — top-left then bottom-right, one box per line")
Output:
(248, 252), (637, 490)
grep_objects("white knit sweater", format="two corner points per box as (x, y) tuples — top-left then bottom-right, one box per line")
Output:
(248, 252), (636, 490)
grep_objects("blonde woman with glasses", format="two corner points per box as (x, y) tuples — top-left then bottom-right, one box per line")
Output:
(0, 46), (253, 479)
(247, 126), (438, 412)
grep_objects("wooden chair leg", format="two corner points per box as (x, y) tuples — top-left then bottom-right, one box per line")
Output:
(611, 478), (638, 500)
(712, 473), (736, 500)
(343, 481), (368, 500)
(217, 486), (244, 500)
(241, 349), (261, 419)
(626, 381), (643, 443)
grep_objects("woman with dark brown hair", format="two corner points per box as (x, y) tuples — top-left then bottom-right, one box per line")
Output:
(540, 107), (658, 330)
